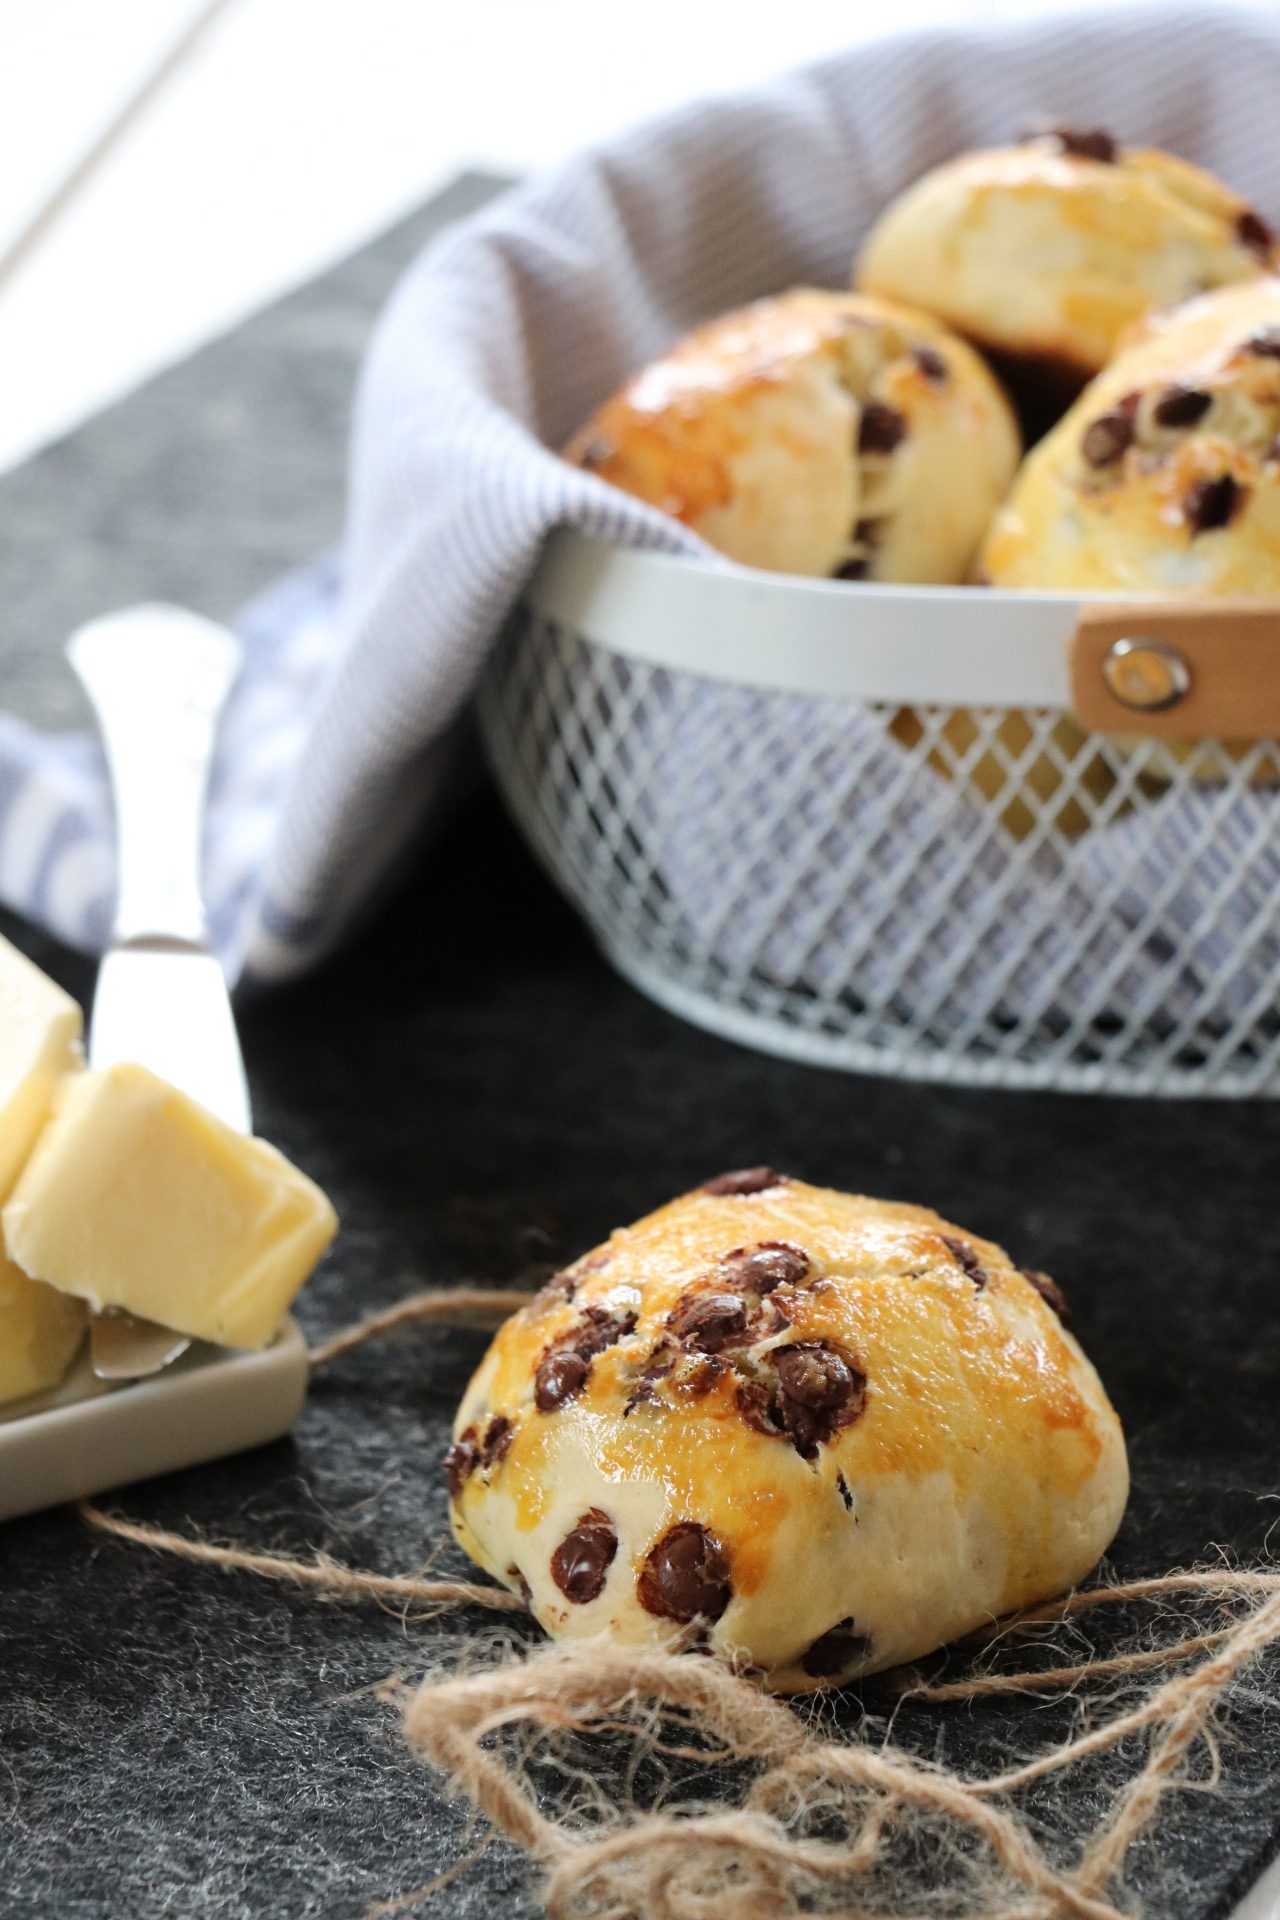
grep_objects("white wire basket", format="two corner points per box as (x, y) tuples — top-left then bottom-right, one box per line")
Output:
(479, 530), (1280, 1097)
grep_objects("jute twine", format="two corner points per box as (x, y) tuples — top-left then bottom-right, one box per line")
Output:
(80, 1284), (1280, 1919)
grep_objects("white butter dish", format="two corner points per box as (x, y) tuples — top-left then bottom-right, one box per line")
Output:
(0, 1321), (308, 1523)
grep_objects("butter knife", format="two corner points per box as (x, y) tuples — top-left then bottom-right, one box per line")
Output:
(67, 605), (247, 1380)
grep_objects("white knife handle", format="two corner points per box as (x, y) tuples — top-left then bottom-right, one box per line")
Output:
(67, 606), (243, 946)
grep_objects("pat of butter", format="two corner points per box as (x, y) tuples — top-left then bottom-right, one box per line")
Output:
(0, 934), (82, 1201)
(4, 1062), (337, 1350)
(0, 1253), (87, 1406)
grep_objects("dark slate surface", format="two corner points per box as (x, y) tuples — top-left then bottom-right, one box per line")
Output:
(1, 176), (1279, 1920)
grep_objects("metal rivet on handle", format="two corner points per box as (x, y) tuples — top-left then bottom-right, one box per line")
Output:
(1101, 636), (1192, 712)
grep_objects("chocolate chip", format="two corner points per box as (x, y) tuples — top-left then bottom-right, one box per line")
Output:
(716, 1241), (810, 1295)
(1238, 208), (1276, 260)
(737, 1378), (784, 1437)
(1184, 472), (1243, 533)
(911, 345), (948, 383)
(858, 401), (907, 455)
(941, 1234), (986, 1288)
(665, 1249), (806, 1366)
(667, 1289), (750, 1352)
(689, 1353), (727, 1392)
(775, 1343), (861, 1412)
(480, 1413), (514, 1468)
(529, 1269), (577, 1314)
(444, 1428), (479, 1500)
(535, 1306), (638, 1412)
(576, 434), (615, 470)
(623, 1339), (677, 1414)
(835, 518), (881, 582)
(1152, 385), (1212, 428)
(702, 1167), (784, 1197)
(737, 1346), (867, 1459)
(780, 1399), (828, 1456)
(551, 1509), (617, 1604)
(637, 1523), (731, 1623)
(801, 1619), (872, 1678)
(626, 1338), (725, 1414)
(581, 1305), (639, 1348)
(1021, 1267), (1071, 1325)
(1247, 326), (1280, 358)
(507, 1565), (533, 1605)
(1022, 123), (1117, 164)
(535, 1347), (589, 1411)
(1081, 409), (1134, 466)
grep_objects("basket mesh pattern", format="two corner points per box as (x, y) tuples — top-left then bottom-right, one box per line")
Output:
(479, 605), (1280, 1095)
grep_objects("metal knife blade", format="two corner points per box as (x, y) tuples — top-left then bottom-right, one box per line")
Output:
(86, 1311), (192, 1381)
(66, 606), (248, 1380)
(88, 945), (250, 1129)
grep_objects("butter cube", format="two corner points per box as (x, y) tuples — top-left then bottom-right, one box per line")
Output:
(0, 1253), (87, 1406)
(0, 934), (81, 1200)
(4, 1063), (337, 1350)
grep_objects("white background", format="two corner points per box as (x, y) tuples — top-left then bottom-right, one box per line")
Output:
(0, 0), (1150, 479)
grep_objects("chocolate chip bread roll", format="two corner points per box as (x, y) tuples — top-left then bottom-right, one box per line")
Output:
(565, 290), (1019, 583)
(982, 280), (1280, 593)
(982, 280), (1280, 787)
(857, 129), (1279, 423)
(446, 1172), (1128, 1692)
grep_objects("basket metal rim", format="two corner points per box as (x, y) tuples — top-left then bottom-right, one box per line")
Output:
(484, 597), (1280, 1099)
(527, 528), (1280, 718)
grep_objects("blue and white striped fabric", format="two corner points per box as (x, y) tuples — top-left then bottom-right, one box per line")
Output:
(5, 3), (1279, 984)
(0, 556), (346, 981)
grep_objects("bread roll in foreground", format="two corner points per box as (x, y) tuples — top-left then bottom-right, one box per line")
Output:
(857, 129), (1279, 402)
(447, 1172), (1128, 1691)
(566, 290), (1020, 583)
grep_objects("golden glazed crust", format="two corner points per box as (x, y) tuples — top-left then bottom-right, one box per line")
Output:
(981, 279), (1280, 593)
(856, 135), (1280, 383)
(565, 289), (1020, 583)
(446, 1173), (1128, 1692)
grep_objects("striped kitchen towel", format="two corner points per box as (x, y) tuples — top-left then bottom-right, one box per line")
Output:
(3, 2), (1279, 984)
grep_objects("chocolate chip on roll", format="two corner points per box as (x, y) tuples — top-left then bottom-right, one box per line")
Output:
(701, 1167), (784, 1196)
(638, 1523), (732, 1623)
(551, 1510), (618, 1604)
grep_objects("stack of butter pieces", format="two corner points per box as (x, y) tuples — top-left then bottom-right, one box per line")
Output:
(0, 937), (337, 1411)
